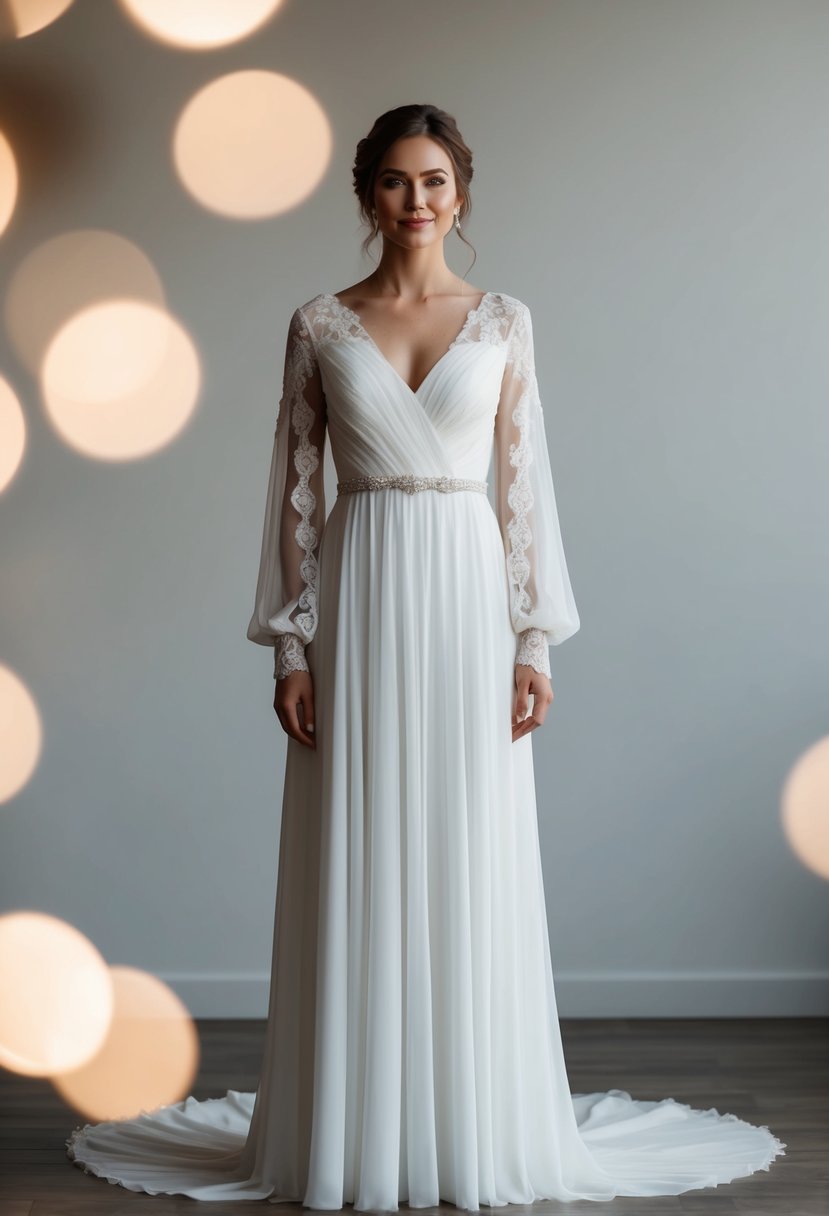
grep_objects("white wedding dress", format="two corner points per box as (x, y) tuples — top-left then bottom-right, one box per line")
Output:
(66, 291), (785, 1209)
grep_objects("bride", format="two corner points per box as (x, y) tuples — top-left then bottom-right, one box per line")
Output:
(67, 102), (786, 1210)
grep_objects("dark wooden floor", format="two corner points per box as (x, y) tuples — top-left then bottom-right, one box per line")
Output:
(0, 1017), (824, 1215)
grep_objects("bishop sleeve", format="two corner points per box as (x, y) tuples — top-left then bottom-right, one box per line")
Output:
(246, 306), (327, 680)
(493, 301), (580, 679)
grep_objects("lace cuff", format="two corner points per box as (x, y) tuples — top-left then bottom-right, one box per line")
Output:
(515, 627), (551, 678)
(274, 632), (310, 680)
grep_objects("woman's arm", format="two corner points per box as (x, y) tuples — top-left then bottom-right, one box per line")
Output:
(246, 306), (327, 682)
(493, 300), (581, 685)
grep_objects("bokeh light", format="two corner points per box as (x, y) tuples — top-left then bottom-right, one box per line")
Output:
(0, 129), (18, 236)
(0, 375), (26, 492)
(781, 736), (829, 881)
(53, 965), (199, 1122)
(4, 229), (166, 380)
(173, 70), (331, 219)
(0, 663), (41, 803)
(44, 298), (174, 406)
(0, 911), (113, 1076)
(0, 0), (75, 40)
(118, 0), (283, 49)
(41, 299), (201, 461)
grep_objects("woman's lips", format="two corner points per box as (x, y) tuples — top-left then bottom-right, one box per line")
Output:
(400, 219), (432, 227)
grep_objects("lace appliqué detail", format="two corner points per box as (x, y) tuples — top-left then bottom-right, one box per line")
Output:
(515, 627), (551, 678)
(282, 310), (321, 641)
(505, 303), (540, 624)
(274, 632), (310, 680)
(308, 290), (513, 362)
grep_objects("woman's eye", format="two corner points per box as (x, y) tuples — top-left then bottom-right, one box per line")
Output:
(383, 177), (446, 187)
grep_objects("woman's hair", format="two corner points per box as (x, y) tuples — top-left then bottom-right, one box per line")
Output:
(352, 103), (476, 270)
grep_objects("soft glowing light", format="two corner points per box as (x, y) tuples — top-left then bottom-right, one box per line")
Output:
(118, 0), (282, 49)
(173, 71), (331, 219)
(0, 129), (18, 236)
(0, 376), (26, 492)
(41, 300), (201, 461)
(781, 736), (829, 881)
(53, 965), (200, 1122)
(0, 912), (113, 1076)
(43, 298), (173, 406)
(4, 230), (166, 379)
(2, 0), (75, 39)
(0, 664), (41, 803)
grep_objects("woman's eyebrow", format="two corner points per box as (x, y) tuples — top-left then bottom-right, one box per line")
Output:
(379, 167), (448, 176)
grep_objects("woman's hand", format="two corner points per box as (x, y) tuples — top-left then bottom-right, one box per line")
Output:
(274, 670), (316, 749)
(512, 664), (554, 742)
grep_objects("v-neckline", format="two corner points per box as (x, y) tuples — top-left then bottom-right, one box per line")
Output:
(324, 290), (492, 397)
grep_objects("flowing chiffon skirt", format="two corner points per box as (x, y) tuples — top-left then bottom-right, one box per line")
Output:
(66, 488), (785, 1209)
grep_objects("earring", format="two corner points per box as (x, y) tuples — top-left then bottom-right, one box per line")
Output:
(454, 209), (461, 232)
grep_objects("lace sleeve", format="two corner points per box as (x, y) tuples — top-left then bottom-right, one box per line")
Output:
(493, 301), (580, 679)
(246, 306), (327, 680)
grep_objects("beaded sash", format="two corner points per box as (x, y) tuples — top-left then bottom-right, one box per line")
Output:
(337, 473), (488, 496)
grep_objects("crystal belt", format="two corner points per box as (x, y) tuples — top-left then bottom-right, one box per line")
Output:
(337, 473), (488, 496)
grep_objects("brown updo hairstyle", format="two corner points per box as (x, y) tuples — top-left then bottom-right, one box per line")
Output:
(352, 103), (477, 271)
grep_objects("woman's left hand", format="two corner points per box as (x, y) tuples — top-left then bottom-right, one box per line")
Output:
(512, 665), (554, 742)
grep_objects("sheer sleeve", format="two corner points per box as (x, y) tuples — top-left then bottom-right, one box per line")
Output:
(246, 306), (327, 680)
(493, 300), (580, 679)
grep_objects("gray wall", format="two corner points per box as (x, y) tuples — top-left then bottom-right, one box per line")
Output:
(1, 0), (826, 1017)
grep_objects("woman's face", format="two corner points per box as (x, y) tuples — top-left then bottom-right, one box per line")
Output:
(372, 135), (461, 246)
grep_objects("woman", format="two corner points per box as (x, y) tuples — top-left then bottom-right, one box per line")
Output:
(67, 103), (785, 1210)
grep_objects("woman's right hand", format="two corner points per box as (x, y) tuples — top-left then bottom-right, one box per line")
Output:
(274, 670), (316, 749)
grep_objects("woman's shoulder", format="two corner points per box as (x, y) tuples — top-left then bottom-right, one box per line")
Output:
(294, 292), (333, 316)
(488, 290), (528, 314)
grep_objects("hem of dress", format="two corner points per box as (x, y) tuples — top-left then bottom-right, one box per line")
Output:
(64, 1089), (787, 1209)
(666, 1096), (788, 1173)
(65, 1096), (282, 1204)
(662, 1092), (787, 1169)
